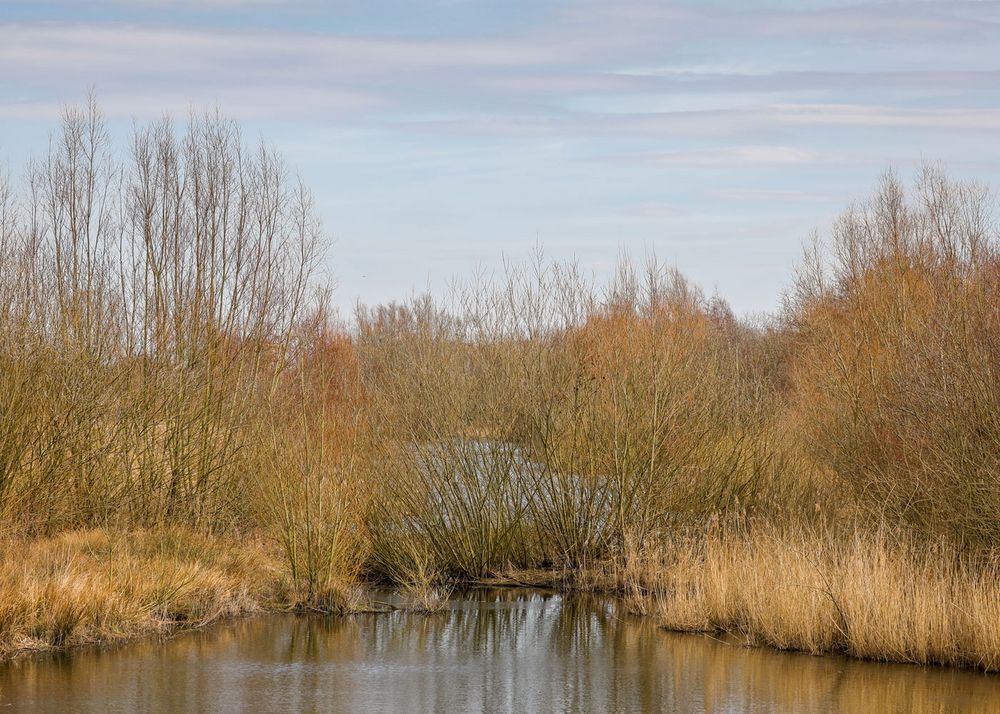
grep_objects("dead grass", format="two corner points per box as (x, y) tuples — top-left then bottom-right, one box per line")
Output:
(0, 528), (287, 660)
(620, 522), (1000, 671)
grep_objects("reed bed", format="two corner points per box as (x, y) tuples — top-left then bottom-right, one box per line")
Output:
(616, 521), (1000, 671)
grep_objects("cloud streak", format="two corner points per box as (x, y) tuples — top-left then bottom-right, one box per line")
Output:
(3, 1), (1000, 315)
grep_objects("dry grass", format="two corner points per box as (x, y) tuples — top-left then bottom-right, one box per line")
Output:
(620, 522), (1000, 671)
(0, 528), (287, 660)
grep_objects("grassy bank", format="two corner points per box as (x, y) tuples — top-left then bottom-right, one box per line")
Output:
(615, 522), (1000, 671)
(0, 529), (286, 660)
(1, 101), (1000, 670)
(5, 524), (1000, 672)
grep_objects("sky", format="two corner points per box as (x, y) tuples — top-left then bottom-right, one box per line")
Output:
(3, 0), (1000, 317)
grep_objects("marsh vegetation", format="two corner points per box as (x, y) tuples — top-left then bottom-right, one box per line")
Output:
(1, 100), (1000, 670)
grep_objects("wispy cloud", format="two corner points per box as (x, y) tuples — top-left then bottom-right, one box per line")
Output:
(0, 23), (565, 74)
(624, 146), (822, 167)
(705, 187), (846, 203)
(4, 0), (1000, 315)
(771, 104), (1000, 131)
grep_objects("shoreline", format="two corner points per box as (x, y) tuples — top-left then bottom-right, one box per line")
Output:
(4, 528), (1000, 676)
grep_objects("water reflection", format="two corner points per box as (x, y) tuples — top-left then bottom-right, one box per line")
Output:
(1, 589), (998, 713)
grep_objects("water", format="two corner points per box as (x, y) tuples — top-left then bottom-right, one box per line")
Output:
(1, 589), (999, 713)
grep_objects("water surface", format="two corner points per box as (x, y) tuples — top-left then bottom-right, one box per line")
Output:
(1, 589), (998, 713)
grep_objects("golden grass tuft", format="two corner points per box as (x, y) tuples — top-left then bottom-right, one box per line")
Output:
(0, 529), (285, 660)
(623, 523), (1000, 671)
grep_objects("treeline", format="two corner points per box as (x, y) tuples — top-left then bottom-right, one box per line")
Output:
(2, 103), (1000, 653)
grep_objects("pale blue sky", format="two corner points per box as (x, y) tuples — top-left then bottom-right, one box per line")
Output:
(3, 0), (1000, 315)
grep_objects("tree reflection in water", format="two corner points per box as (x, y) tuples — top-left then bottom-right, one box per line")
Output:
(1, 589), (998, 713)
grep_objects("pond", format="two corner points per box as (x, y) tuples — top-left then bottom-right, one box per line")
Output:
(1, 589), (998, 713)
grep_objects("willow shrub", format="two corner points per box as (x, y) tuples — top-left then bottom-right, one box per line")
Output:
(0, 98), (322, 533)
(785, 168), (1000, 543)
(356, 257), (780, 575)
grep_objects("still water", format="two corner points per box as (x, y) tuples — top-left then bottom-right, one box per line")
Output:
(1, 589), (999, 713)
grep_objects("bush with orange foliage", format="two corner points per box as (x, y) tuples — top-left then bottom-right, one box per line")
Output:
(785, 168), (1000, 543)
(522, 263), (775, 558)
